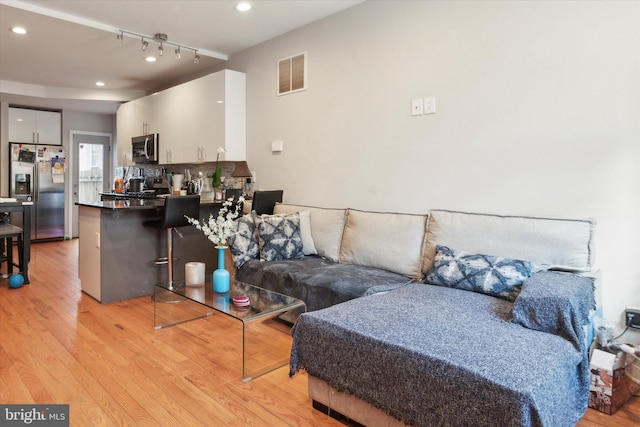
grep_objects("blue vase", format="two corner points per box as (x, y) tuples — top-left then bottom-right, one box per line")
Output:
(213, 247), (230, 293)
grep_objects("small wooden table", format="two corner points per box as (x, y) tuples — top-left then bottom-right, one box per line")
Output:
(0, 201), (32, 283)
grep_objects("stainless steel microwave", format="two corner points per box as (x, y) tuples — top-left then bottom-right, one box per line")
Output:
(132, 134), (159, 164)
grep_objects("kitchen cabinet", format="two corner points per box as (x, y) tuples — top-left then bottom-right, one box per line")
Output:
(155, 85), (182, 164)
(116, 101), (136, 165)
(115, 69), (246, 166)
(116, 95), (161, 165)
(8, 107), (62, 145)
(135, 95), (158, 136)
(180, 70), (246, 162)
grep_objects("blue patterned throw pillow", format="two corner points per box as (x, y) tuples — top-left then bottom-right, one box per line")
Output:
(227, 212), (260, 268)
(425, 245), (538, 301)
(256, 213), (304, 262)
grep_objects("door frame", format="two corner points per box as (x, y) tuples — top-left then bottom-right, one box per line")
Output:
(70, 130), (112, 238)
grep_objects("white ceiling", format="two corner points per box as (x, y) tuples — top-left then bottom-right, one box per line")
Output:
(0, 0), (363, 114)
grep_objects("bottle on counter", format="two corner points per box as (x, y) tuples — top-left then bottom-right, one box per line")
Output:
(114, 177), (124, 194)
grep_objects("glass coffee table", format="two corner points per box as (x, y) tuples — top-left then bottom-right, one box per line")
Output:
(154, 279), (306, 382)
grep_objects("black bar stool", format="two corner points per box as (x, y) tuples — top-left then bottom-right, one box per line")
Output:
(144, 195), (200, 300)
(0, 224), (24, 279)
(252, 190), (283, 215)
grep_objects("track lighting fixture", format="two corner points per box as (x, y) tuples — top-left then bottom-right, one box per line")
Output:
(118, 30), (201, 64)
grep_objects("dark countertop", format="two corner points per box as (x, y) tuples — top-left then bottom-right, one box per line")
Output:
(76, 198), (227, 210)
(76, 199), (164, 210)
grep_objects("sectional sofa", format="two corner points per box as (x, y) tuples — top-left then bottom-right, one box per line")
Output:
(229, 204), (599, 426)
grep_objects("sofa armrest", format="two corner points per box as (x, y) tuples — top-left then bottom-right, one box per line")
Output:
(512, 270), (595, 353)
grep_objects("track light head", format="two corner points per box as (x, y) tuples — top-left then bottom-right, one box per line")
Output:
(120, 30), (201, 65)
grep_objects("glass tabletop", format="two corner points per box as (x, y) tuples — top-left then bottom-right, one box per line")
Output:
(154, 279), (305, 323)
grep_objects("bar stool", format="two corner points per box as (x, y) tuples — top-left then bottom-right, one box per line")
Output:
(0, 224), (24, 279)
(252, 190), (283, 215)
(144, 195), (200, 301)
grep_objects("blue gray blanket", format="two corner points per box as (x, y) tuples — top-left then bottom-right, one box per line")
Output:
(290, 272), (594, 426)
(237, 256), (413, 311)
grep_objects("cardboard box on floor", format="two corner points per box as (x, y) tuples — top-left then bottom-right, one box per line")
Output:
(588, 348), (640, 414)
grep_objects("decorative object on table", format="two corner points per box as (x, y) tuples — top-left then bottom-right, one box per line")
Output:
(232, 295), (250, 307)
(185, 261), (205, 286)
(185, 195), (245, 293)
(213, 247), (229, 292)
(8, 273), (24, 288)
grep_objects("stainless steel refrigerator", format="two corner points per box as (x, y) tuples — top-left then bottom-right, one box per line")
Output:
(9, 143), (65, 241)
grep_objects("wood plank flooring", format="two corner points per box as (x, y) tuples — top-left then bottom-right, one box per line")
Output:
(1, 240), (638, 426)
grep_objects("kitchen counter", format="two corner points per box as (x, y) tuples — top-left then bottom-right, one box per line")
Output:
(77, 198), (227, 210)
(77, 199), (164, 210)
(77, 200), (226, 304)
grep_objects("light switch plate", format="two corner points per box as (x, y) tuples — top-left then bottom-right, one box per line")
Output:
(424, 97), (436, 115)
(411, 99), (423, 116)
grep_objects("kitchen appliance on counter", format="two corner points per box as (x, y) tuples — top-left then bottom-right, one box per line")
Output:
(129, 177), (145, 193)
(9, 143), (65, 241)
(132, 134), (159, 164)
(151, 176), (171, 194)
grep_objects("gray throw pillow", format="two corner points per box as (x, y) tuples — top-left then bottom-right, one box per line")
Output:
(227, 211), (259, 268)
(425, 245), (538, 301)
(256, 213), (304, 262)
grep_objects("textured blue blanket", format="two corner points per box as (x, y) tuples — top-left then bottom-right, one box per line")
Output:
(237, 255), (413, 311)
(290, 272), (594, 427)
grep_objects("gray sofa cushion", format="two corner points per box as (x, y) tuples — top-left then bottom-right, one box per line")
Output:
(424, 210), (595, 274)
(340, 209), (427, 279)
(274, 203), (347, 262)
(236, 256), (412, 312)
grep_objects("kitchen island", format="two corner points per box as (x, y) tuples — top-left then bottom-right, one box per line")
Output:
(77, 198), (229, 304)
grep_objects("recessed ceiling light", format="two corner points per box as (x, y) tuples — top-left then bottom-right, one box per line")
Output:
(236, 2), (252, 12)
(10, 26), (27, 34)
(96, 81), (105, 87)
(145, 56), (157, 62)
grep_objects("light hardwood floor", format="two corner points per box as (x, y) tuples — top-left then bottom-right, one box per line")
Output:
(1, 240), (638, 426)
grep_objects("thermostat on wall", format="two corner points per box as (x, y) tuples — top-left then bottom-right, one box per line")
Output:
(271, 140), (284, 152)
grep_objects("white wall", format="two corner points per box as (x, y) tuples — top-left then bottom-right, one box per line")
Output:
(224, 1), (640, 331)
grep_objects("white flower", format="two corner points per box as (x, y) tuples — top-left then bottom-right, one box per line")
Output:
(185, 195), (245, 248)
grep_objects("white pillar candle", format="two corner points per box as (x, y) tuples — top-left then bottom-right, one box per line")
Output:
(185, 261), (205, 286)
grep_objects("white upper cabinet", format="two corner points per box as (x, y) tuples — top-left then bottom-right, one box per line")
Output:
(8, 107), (62, 145)
(116, 101), (136, 165)
(155, 85), (183, 164)
(135, 95), (158, 136)
(115, 69), (246, 166)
